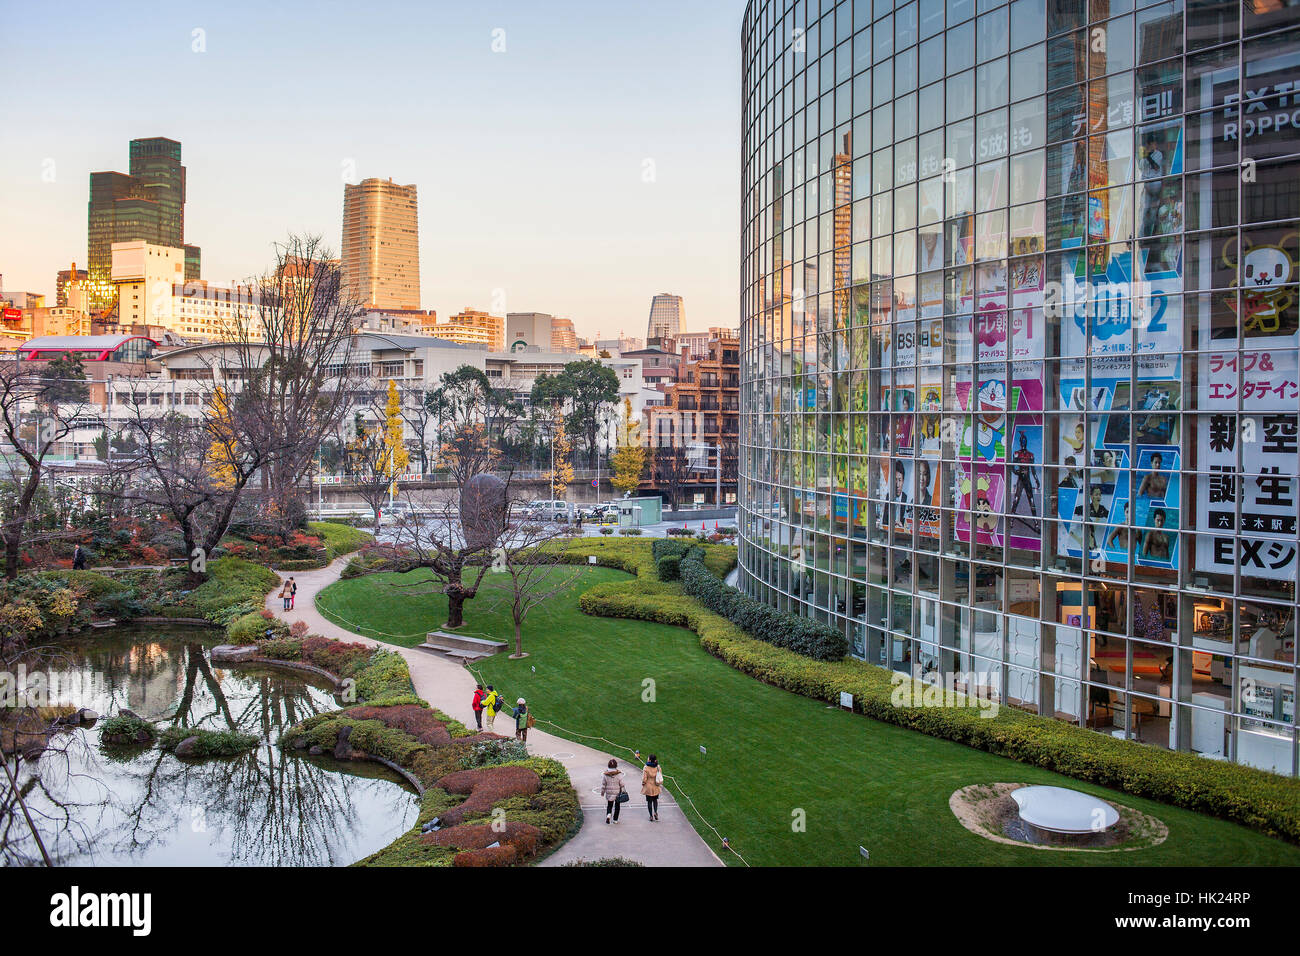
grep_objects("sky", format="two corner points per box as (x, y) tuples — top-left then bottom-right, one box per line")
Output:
(0, 0), (747, 342)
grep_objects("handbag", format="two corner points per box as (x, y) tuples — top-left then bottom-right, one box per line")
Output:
(655, 768), (663, 785)
(616, 782), (629, 804)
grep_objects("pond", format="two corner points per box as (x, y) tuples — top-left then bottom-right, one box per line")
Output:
(2, 629), (419, 867)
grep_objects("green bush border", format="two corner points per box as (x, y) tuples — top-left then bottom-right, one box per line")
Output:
(570, 539), (1300, 845)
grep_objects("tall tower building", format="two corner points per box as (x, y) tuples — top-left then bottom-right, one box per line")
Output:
(647, 293), (684, 341)
(341, 178), (421, 311)
(86, 137), (199, 311)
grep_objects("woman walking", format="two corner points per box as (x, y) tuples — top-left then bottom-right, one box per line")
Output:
(288, 577), (297, 610)
(641, 754), (663, 821)
(600, 759), (625, 824)
(279, 581), (292, 611)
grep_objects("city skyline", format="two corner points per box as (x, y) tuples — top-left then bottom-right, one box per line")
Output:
(0, 0), (745, 341)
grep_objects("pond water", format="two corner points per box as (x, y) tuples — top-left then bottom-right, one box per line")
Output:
(3, 629), (418, 867)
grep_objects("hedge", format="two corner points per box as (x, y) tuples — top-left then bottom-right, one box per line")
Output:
(679, 554), (847, 661)
(570, 539), (1300, 844)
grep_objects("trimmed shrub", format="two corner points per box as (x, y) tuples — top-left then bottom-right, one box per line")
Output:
(679, 555), (846, 661)
(307, 521), (374, 559)
(227, 610), (289, 645)
(435, 765), (543, 826)
(655, 555), (681, 581)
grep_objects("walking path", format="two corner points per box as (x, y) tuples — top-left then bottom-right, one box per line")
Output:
(266, 558), (723, 868)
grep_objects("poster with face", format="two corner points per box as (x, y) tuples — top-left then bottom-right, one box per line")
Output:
(1056, 355), (1181, 564)
(1134, 448), (1181, 569)
(918, 381), (943, 457)
(914, 457), (941, 539)
(891, 459), (914, 534)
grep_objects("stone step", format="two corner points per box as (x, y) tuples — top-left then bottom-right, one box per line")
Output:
(416, 646), (499, 663)
(421, 630), (508, 656)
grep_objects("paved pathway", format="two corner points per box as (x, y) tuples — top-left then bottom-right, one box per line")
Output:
(266, 559), (723, 868)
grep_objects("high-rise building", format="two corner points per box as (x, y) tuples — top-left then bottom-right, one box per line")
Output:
(738, 0), (1300, 775)
(56, 265), (88, 307)
(340, 178), (421, 311)
(647, 293), (684, 340)
(86, 137), (199, 311)
(502, 312), (579, 353)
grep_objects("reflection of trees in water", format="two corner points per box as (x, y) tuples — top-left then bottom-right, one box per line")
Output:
(2, 635), (416, 867)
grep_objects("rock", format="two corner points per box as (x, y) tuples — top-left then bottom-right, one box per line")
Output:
(120, 709), (140, 722)
(211, 644), (259, 663)
(77, 708), (99, 724)
(133, 728), (152, 745)
(174, 736), (201, 757)
(292, 737), (309, 750)
(333, 725), (353, 760)
(309, 745), (324, 755)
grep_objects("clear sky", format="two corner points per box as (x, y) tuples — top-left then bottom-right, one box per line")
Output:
(0, 0), (746, 341)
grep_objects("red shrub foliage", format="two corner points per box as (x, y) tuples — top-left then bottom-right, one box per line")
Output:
(299, 635), (372, 675)
(343, 704), (452, 747)
(422, 821), (540, 856)
(452, 845), (518, 867)
(435, 766), (542, 826)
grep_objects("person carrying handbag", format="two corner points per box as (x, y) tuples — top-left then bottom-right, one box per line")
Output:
(600, 759), (626, 824)
(641, 754), (663, 821)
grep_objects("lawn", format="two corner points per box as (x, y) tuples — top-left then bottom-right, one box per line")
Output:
(316, 566), (1300, 867)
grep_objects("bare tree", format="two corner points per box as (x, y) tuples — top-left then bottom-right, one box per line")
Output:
(223, 233), (363, 537)
(481, 497), (583, 658)
(112, 382), (273, 581)
(0, 360), (93, 579)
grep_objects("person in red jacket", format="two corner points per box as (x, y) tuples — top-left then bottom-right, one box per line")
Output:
(471, 684), (486, 730)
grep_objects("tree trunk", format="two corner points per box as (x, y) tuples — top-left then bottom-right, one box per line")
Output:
(514, 618), (522, 657)
(446, 587), (466, 629)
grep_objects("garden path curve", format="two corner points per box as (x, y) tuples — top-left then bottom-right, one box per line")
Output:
(265, 558), (723, 868)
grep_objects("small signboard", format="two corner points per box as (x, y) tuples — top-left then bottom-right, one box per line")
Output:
(839, 691), (854, 710)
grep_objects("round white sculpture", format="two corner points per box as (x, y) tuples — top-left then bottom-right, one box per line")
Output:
(1011, 785), (1119, 836)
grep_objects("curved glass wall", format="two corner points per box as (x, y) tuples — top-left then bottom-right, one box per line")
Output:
(739, 0), (1300, 774)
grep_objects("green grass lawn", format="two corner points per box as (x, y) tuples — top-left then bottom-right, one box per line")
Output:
(316, 567), (1300, 867)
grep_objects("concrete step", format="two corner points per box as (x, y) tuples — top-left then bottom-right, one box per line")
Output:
(422, 630), (507, 656)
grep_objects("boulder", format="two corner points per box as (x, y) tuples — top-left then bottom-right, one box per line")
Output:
(333, 724), (353, 760)
(211, 645), (260, 664)
(292, 737), (310, 750)
(309, 745), (324, 755)
(174, 736), (201, 757)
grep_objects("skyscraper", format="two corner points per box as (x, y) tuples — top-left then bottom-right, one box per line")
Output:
(340, 178), (421, 311)
(86, 137), (199, 311)
(646, 293), (684, 341)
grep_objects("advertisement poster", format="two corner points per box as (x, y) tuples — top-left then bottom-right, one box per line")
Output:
(1056, 354), (1182, 568)
(954, 366), (1043, 549)
(1196, 349), (1300, 581)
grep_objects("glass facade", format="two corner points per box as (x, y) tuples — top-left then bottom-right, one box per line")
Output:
(739, 0), (1300, 774)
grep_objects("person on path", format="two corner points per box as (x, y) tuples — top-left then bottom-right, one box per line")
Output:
(279, 581), (292, 611)
(511, 698), (530, 741)
(482, 685), (501, 732)
(471, 684), (486, 730)
(72, 544), (87, 571)
(289, 577), (297, 610)
(641, 754), (663, 821)
(600, 759), (625, 824)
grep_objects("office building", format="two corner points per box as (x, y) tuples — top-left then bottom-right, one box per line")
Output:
(738, 0), (1300, 773)
(647, 292), (685, 340)
(340, 178), (421, 311)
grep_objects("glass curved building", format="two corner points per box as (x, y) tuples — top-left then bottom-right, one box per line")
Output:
(738, 0), (1300, 773)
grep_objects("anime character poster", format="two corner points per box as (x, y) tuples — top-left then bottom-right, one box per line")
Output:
(1006, 421), (1044, 549)
(917, 380), (943, 457)
(914, 456), (941, 539)
(954, 465), (1005, 547)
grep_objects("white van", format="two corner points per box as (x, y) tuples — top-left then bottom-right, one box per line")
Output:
(526, 499), (572, 522)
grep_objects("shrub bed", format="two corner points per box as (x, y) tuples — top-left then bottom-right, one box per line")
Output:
(307, 521), (375, 560)
(158, 726), (259, 757)
(569, 539), (1300, 845)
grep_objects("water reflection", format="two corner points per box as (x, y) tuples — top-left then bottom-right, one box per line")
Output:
(3, 630), (417, 867)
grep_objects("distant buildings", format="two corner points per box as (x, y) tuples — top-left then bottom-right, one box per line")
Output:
(504, 312), (579, 353)
(87, 137), (200, 310)
(646, 292), (684, 340)
(56, 266), (88, 307)
(433, 308), (505, 350)
(341, 178), (421, 311)
(111, 241), (258, 340)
